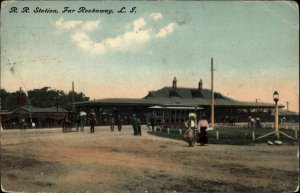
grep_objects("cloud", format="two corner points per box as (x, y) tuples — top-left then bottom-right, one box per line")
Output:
(55, 18), (100, 32)
(82, 20), (101, 31)
(150, 12), (163, 20)
(156, 23), (177, 38)
(54, 12), (177, 55)
(133, 18), (146, 32)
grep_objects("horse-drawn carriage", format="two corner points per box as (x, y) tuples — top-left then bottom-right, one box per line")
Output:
(62, 112), (79, 133)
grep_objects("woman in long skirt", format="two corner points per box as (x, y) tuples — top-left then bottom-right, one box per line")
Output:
(198, 115), (209, 146)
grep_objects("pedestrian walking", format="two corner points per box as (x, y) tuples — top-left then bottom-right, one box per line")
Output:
(137, 118), (142, 136)
(197, 114), (209, 146)
(183, 113), (197, 146)
(80, 116), (86, 131)
(131, 114), (138, 136)
(110, 116), (115, 132)
(150, 116), (155, 131)
(116, 115), (123, 132)
(90, 112), (96, 133)
(76, 114), (80, 132)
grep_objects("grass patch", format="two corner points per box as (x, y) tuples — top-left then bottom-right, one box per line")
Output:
(148, 127), (299, 145)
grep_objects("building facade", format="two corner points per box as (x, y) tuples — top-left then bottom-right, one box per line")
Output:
(74, 78), (284, 125)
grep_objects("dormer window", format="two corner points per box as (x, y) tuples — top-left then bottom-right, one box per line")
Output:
(191, 91), (204, 98)
(169, 90), (181, 98)
(214, 93), (224, 99)
(144, 92), (154, 99)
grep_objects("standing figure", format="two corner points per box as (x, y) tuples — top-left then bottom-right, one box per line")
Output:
(131, 114), (138, 136)
(62, 114), (69, 133)
(19, 118), (26, 130)
(150, 116), (155, 131)
(137, 118), (142, 136)
(198, 114), (209, 146)
(90, 112), (96, 133)
(80, 115), (86, 131)
(116, 115), (123, 132)
(110, 116), (115, 132)
(183, 113), (197, 146)
(76, 114), (80, 132)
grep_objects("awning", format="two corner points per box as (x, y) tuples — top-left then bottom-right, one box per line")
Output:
(149, 105), (203, 110)
(79, 111), (87, 116)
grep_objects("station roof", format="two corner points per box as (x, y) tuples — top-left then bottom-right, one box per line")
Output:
(0, 106), (68, 114)
(74, 87), (283, 108)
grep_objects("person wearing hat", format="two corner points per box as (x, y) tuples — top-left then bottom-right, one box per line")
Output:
(116, 115), (123, 132)
(197, 114), (209, 146)
(183, 113), (197, 146)
(90, 111), (97, 133)
(110, 115), (115, 132)
(131, 113), (138, 136)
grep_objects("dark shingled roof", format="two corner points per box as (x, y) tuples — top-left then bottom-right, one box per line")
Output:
(74, 87), (283, 108)
(12, 106), (68, 113)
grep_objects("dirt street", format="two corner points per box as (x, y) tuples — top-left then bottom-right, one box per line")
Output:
(1, 126), (299, 193)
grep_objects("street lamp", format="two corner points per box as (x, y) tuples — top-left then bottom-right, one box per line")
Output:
(256, 91), (295, 142)
(273, 91), (279, 139)
(273, 91), (279, 105)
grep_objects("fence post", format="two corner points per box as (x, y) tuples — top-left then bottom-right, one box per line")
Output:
(252, 130), (255, 140)
(179, 129), (182, 135)
(216, 130), (219, 140)
(154, 126), (156, 132)
(159, 127), (161, 132)
(295, 129), (298, 139)
(167, 128), (170, 134)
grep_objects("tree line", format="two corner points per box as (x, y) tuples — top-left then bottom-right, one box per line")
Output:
(0, 87), (89, 111)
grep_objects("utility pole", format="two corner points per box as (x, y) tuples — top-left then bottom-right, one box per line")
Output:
(275, 98), (279, 139)
(72, 81), (75, 112)
(211, 57), (215, 129)
(56, 90), (59, 113)
(19, 87), (22, 129)
(0, 95), (1, 130)
(19, 87), (22, 109)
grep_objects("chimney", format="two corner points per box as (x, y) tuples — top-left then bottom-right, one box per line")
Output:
(172, 77), (177, 88)
(198, 79), (203, 91)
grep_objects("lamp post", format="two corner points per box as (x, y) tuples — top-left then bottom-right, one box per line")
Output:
(256, 91), (294, 141)
(195, 107), (198, 121)
(273, 91), (279, 139)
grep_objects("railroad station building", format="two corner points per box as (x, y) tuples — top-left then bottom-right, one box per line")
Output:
(74, 78), (284, 125)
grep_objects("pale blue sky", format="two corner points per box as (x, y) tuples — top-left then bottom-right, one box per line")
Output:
(1, 1), (299, 111)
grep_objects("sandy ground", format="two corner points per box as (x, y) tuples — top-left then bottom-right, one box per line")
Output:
(1, 126), (299, 193)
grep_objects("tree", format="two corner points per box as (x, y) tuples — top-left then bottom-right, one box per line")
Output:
(1, 87), (90, 110)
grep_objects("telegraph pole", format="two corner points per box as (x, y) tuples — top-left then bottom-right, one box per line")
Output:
(56, 90), (59, 113)
(211, 57), (215, 128)
(72, 81), (75, 112)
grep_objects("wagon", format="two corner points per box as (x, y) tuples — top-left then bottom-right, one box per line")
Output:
(62, 112), (79, 133)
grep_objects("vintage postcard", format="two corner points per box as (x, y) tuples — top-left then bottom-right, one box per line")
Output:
(1, 1), (299, 193)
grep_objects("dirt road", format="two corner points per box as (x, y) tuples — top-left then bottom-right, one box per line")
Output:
(1, 126), (299, 193)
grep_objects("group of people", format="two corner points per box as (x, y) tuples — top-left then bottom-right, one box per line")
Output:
(86, 111), (141, 135)
(110, 115), (123, 132)
(184, 113), (210, 146)
(131, 114), (142, 136)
